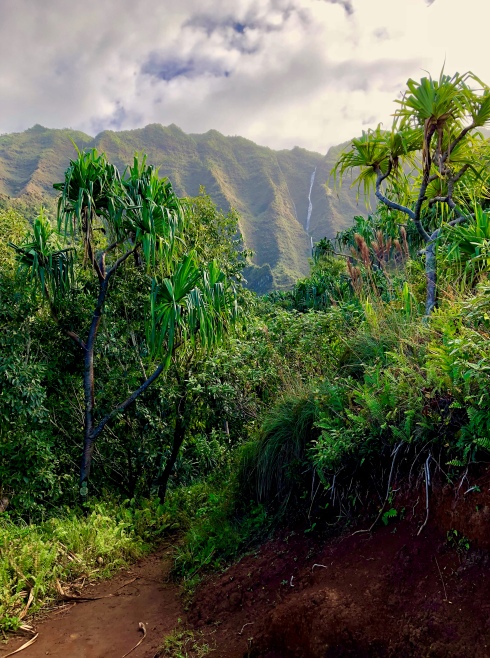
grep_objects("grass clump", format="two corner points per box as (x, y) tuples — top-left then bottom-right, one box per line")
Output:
(0, 503), (151, 632)
(158, 621), (215, 657)
(248, 389), (318, 508)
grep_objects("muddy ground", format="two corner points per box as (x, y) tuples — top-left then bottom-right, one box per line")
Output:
(2, 474), (490, 657)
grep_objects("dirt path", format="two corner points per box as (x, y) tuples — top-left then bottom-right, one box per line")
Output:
(0, 550), (184, 658)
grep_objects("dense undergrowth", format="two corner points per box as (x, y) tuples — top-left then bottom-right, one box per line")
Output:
(167, 210), (490, 590)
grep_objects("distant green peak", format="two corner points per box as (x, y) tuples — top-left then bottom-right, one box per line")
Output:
(204, 128), (223, 137)
(27, 124), (48, 133)
(164, 123), (185, 134)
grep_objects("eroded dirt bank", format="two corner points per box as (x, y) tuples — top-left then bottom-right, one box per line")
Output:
(189, 477), (490, 657)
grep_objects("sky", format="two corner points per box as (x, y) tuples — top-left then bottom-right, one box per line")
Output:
(0, 0), (488, 153)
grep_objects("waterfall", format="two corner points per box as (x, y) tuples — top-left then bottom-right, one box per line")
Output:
(305, 167), (317, 233)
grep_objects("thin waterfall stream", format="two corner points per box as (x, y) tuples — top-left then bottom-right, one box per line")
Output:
(306, 167), (317, 253)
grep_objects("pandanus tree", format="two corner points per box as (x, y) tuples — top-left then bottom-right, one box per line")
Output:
(10, 149), (239, 501)
(333, 70), (490, 314)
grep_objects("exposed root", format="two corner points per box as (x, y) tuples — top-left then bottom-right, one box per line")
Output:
(417, 454), (431, 536)
(121, 622), (146, 658)
(352, 442), (403, 535)
(434, 556), (451, 604)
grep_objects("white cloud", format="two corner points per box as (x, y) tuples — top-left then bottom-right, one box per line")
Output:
(0, 0), (489, 152)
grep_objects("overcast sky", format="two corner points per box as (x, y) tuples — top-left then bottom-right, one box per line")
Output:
(0, 0), (488, 152)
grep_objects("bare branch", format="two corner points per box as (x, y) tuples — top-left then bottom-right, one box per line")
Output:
(429, 196), (449, 206)
(65, 330), (87, 352)
(86, 240), (105, 283)
(98, 239), (125, 277)
(374, 164), (415, 220)
(91, 362), (166, 441)
(442, 123), (476, 165)
(106, 247), (137, 279)
(450, 163), (470, 186)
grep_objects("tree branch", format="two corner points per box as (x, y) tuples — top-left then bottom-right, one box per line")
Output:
(98, 239), (125, 278)
(374, 164), (416, 220)
(411, 123), (439, 244)
(87, 239), (105, 283)
(424, 211), (473, 316)
(106, 247), (137, 279)
(90, 362), (166, 441)
(429, 196), (449, 206)
(442, 123), (476, 165)
(65, 330), (87, 352)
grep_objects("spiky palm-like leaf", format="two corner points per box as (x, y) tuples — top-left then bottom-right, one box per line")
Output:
(395, 71), (466, 126)
(121, 155), (185, 269)
(147, 252), (237, 365)
(54, 147), (121, 240)
(9, 209), (75, 304)
(333, 125), (421, 198)
(459, 78), (490, 128)
(446, 206), (490, 269)
(333, 126), (391, 197)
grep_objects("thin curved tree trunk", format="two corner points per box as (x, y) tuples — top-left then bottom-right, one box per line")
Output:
(157, 389), (189, 502)
(425, 237), (438, 316)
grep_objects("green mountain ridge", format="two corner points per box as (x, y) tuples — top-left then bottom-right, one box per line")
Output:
(0, 123), (364, 290)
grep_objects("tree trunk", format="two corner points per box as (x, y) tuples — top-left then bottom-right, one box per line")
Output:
(79, 279), (108, 501)
(79, 431), (94, 500)
(425, 239), (437, 316)
(157, 391), (189, 502)
(80, 343), (95, 501)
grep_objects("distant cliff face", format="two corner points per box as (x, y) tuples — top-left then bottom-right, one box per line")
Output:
(0, 124), (364, 290)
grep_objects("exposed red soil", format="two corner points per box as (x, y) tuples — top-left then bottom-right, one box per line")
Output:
(2, 475), (490, 658)
(188, 478), (490, 657)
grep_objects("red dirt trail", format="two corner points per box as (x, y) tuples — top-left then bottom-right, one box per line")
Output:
(0, 550), (183, 658)
(2, 477), (490, 657)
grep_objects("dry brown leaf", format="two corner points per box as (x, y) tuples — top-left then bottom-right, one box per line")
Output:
(121, 622), (147, 658)
(3, 633), (38, 657)
(18, 591), (34, 621)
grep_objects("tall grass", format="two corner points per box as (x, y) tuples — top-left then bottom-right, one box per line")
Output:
(244, 389), (318, 509)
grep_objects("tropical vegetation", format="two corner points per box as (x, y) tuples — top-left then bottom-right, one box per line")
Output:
(2, 68), (490, 634)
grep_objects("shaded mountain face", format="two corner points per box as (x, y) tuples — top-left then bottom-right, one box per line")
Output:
(0, 124), (364, 291)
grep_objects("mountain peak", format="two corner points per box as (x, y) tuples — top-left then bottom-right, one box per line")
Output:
(0, 125), (362, 291)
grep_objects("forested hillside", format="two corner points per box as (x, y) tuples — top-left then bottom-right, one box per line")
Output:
(0, 124), (362, 291)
